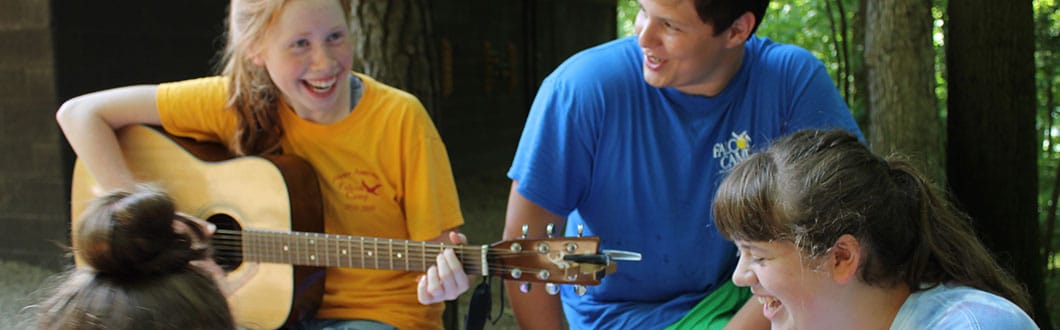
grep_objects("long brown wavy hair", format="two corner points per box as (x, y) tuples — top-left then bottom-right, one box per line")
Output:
(713, 129), (1033, 315)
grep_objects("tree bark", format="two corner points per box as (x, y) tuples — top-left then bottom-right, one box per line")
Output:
(852, 0), (868, 126)
(349, 0), (440, 119)
(864, 0), (944, 184)
(947, 0), (1051, 327)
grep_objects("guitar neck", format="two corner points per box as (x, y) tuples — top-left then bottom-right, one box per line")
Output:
(233, 229), (488, 275)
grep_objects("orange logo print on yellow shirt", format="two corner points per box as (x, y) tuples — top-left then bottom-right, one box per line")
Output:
(333, 169), (382, 212)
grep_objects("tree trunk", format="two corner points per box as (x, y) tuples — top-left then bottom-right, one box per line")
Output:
(864, 0), (944, 184)
(852, 0), (868, 126)
(947, 0), (1051, 328)
(349, 0), (440, 119)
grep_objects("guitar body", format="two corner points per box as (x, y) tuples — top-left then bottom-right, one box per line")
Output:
(70, 124), (323, 329)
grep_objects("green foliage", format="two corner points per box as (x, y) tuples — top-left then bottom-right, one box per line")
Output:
(617, 0), (639, 37)
(757, 1), (842, 77)
(1035, 9), (1060, 327)
(757, 1), (865, 121)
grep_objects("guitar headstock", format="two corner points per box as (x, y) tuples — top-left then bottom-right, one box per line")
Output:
(487, 236), (614, 286)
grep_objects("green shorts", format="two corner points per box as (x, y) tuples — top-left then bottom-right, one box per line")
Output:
(665, 281), (752, 330)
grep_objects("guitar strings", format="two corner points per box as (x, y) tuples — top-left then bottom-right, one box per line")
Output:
(206, 229), (594, 275)
(210, 229), (562, 257)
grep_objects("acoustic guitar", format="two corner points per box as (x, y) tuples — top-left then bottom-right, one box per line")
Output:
(69, 124), (621, 329)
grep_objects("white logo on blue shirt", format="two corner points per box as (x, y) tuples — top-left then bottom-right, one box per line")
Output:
(713, 131), (752, 170)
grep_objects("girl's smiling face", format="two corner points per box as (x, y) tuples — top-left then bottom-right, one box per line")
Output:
(731, 240), (838, 330)
(256, 0), (353, 123)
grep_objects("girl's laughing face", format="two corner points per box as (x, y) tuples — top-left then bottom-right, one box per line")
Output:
(256, 0), (353, 123)
(732, 240), (839, 329)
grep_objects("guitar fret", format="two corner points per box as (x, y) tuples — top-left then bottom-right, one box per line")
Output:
(290, 231), (297, 265)
(359, 236), (366, 269)
(404, 241), (409, 271)
(320, 233), (327, 266)
(252, 231), (258, 262)
(270, 231), (275, 263)
(296, 232), (302, 264)
(340, 235), (347, 267)
(303, 233), (310, 266)
(296, 232), (303, 265)
(388, 239), (394, 270)
(306, 232), (313, 265)
(281, 231), (288, 264)
(289, 232), (295, 264)
(334, 235), (340, 267)
(289, 231), (297, 265)
(301, 232), (308, 265)
(326, 234), (333, 266)
(345, 235), (354, 269)
(285, 231), (294, 264)
(373, 237), (380, 270)
(420, 241), (427, 272)
(320, 234), (326, 266)
(243, 230), (252, 262)
(311, 233), (320, 266)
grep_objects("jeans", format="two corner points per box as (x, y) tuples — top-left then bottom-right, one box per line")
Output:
(284, 318), (398, 330)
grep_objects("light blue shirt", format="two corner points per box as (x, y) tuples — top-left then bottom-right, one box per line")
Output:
(890, 284), (1038, 329)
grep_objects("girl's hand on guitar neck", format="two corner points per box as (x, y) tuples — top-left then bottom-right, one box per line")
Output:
(417, 231), (472, 304)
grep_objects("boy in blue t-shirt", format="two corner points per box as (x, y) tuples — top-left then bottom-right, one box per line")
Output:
(503, 0), (862, 329)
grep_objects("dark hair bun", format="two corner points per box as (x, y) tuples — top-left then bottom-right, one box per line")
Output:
(76, 185), (201, 278)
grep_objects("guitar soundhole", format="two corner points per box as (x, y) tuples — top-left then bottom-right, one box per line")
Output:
(207, 214), (243, 272)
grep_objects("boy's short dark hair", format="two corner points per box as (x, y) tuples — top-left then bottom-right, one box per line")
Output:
(695, 0), (771, 36)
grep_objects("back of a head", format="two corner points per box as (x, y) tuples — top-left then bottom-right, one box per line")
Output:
(36, 270), (232, 330)
(36, 186), (234, 330)
(713, 129), (1032, 314)
(76, 186), (195, 276)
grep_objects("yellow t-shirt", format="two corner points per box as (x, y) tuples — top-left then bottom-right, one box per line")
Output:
(157, 73), (464, 330)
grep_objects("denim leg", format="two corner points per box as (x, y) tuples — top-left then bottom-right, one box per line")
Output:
(285, 318), (398, 330)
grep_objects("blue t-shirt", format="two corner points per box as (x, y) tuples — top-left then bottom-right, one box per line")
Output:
(508, 35), (862, 329)
(890, 284), (1037, 329)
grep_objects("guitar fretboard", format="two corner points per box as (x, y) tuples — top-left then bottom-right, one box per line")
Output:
(235, 229), (487, 275)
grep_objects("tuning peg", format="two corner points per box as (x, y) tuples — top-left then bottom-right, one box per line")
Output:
(577, 224), (584, 237)
(565, 242), (578, 253)
(602, 249), (643, 261)
(521, 224), (529, 239)
(519, 282), (531, 293)
(574, 285), (588, 296)
(546, 223), (555, 238)
(545, 283), (560, 295)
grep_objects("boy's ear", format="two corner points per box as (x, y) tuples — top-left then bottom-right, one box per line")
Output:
(725, 11), (756, 48)
(828, 234), (861, 284)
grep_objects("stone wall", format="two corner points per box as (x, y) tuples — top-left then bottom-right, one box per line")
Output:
(0, 0), (65, 269)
